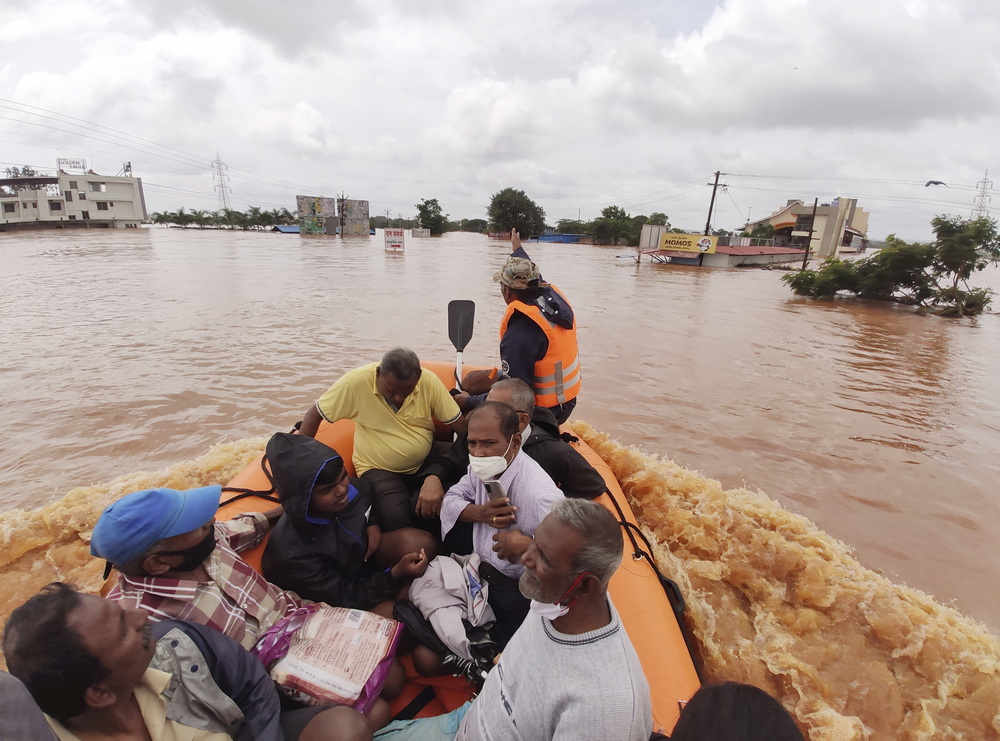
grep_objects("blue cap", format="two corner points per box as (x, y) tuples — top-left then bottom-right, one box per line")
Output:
(91, 485), (222, 565)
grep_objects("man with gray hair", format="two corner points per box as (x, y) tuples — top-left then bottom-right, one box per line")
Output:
(300, 348), (465, 531)
(376, 499), (652, 741)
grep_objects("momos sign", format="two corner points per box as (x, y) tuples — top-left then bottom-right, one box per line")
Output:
(658, 234), (718, 253)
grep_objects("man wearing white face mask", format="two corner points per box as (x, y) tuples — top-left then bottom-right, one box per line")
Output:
(439, 401), (564, 647)
(375, 499), (652, 741)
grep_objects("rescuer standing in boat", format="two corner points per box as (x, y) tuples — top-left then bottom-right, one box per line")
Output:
(458, 229), (581, 424)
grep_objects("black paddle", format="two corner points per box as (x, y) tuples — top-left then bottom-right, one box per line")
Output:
(448, 299), (475, 389)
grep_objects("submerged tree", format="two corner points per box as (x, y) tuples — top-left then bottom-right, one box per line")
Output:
(783, 216), (999, 316)
(415, 198), (448, 235)
(487, 188), (546, 237)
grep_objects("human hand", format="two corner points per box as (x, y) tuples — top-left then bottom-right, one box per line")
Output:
(365, 525), (382, 561)
(492, 530), (532, 563)
(481, 497), (517, 529)
(415, 476), (445, 518)
(452, 392), (471, 411)
(511, 228), (521, 251)
(392, 549), (429, 580)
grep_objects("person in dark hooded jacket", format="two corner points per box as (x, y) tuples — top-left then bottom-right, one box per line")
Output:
(262, 433), (436, 613)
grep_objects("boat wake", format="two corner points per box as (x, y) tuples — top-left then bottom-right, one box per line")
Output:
(1, 428), (998, 740)
(575, 423), (1000, 741)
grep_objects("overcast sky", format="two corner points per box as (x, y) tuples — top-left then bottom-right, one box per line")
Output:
(2, 0), (999, 240)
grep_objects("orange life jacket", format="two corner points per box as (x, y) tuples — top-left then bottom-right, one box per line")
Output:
(499, 285), (581, 407)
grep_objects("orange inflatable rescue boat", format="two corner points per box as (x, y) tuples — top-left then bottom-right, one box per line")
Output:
(218, 361), (700, 735)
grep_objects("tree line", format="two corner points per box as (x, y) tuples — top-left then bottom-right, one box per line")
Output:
(413, 188), (685, 245)
(150, 207), (296, 229)
(149, 186), (691, 244)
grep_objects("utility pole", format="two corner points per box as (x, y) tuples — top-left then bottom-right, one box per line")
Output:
(384, 207), (391, 226)
(337, 191), (348, 238)
(801, 197), (818, 271)
(704, 171), (727, 235)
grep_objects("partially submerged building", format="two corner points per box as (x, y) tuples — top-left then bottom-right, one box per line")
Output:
(296, 195), (370, 236)
(637, 225), (805, 267)
(745, 198), (870, 258)
(0, 170), (147, 232)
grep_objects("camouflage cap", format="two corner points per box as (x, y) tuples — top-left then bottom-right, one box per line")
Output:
(493, 256), (542, 290)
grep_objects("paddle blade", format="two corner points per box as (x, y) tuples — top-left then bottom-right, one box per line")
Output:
(448, 300), (475, 352)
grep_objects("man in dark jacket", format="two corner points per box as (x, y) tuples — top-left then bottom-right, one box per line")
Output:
(262, 433), (435, 614)
(416, 379), (605, 520)
(455, 230), (581, 424)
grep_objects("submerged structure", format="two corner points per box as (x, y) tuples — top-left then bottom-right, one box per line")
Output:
(0, 167), (147, 232)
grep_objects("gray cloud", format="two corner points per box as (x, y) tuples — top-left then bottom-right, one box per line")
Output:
(1, 0), (998, 239)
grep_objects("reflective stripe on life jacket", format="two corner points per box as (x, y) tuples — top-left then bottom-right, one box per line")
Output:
(499, 285), (581, 407)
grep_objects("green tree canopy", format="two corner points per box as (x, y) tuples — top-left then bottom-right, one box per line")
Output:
(782, 216), (999, 316)
(647, 212), (670, 227)
(486, 188), (546, 237)
(556, 218), (588, 233)
(460, 218), (488, 232)
(590, 204), (643, 246)
(415, 198), (448, 234)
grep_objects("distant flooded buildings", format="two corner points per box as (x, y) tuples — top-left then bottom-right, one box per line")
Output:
(0, 164), (148, 232)
(637, 196), (871, 267)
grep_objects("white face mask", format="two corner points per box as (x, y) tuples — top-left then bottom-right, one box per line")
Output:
(469, 436), (514, 480)
(529, 599), (570, 620)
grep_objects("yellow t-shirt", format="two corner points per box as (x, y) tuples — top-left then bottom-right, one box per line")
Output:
(316, 363), (461, 475)
(47, 668), (231, 741)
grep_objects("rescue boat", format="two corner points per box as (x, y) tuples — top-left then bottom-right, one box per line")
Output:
(217, 360), (701, 735)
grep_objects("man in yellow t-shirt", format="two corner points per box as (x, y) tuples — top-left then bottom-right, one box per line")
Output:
(300, 347), (464, 531)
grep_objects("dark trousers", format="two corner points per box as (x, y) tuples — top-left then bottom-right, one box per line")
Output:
(359, 442), (453, 532)
(479, 562), (530, 649)
(547, 397), (577, 425)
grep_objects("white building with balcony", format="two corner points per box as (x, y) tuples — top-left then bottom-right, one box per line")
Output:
(0, 170), (148, 232)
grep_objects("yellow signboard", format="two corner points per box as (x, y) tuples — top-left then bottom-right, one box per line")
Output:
(658, 234), (717, 253)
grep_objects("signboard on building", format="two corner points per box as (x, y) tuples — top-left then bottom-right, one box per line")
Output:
(57, 158), (86, 171)
(658, 234), (718, 253)
(384, 228), (404, 252)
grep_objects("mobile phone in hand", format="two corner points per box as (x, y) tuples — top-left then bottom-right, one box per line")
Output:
(484, 479), (506, 500)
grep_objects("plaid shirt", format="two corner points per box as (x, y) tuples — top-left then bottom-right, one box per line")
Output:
(108, 513), (307, 650)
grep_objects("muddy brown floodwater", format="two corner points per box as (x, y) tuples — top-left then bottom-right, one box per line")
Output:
(2, 228), (999, 738)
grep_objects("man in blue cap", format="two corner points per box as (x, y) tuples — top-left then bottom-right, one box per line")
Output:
(91, 485), (298, 652)
(93, 485), (413, 731)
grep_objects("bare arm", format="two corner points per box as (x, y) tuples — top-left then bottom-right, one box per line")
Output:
(446, 413), (469, 435)
(299, 404), (323, 438)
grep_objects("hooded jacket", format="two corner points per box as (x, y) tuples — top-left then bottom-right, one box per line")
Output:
(261, 433), (398, 609)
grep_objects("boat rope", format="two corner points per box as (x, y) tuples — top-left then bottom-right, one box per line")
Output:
(219, 454), (279, 507)
(604, 487), (686, 620)
(604, 487), (705, 681)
